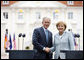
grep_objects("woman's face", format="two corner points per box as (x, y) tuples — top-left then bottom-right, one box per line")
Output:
(57, 24), (65, 33)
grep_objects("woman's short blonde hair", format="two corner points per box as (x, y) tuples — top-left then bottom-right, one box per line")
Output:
(56, 21), (67, 30)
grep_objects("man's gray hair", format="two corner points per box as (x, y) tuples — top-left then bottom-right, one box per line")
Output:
(42, 17), (51, 22)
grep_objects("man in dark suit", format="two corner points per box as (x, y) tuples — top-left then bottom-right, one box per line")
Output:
(32, 17), (53, 59)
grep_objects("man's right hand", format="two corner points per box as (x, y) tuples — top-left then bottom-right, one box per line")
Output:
(44, 47), (50, 53)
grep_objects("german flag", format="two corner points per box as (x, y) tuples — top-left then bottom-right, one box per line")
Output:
(4, 34), (8, 50)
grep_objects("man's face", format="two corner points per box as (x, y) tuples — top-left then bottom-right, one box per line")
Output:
(42, 19), (51, 29)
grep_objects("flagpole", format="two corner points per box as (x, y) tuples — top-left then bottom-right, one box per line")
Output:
(18, 33), (22, 50)
(18, 37), (19, 50)
(22, 38), (24, 50)
(22, 34), (26, 50)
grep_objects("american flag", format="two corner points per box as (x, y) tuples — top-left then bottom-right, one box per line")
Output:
(13, 33), (16, 50)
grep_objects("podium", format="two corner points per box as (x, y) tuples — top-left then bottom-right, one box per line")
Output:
(6, 50), (35, 59)
(60, 50), (83, 59)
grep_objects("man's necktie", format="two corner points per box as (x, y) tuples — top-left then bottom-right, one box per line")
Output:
(45, 29), (48, 43)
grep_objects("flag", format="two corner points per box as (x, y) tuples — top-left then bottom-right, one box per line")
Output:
(9, 34), (12, 50)
(4, 34), (7, 50)
(13, 33), (16, 50)
(4, 34), (9, 50)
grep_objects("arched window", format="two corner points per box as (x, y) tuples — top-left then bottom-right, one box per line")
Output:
(18, 9), (24, 20)
(68, 12), (73, 19)
(53, 10), (59, 20)
(36, 12), (41, 20)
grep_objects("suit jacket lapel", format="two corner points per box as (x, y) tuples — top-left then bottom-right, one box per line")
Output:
(39, 27), (47, 44)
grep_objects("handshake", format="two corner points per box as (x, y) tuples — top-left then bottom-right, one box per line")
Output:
(44, 47), (50, 53)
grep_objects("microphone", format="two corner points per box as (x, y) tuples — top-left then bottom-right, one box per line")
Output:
(77, 34), (80, 38)
(18, 33), (22, 37)
(6, 29), (8, 34)
(74, 34), (77, 38)
(22, 34), (26, 50)
(18, 33), (22, 50)
(22, 34), (26, 38)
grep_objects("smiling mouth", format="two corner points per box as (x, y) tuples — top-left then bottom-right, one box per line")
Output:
(46, 25), (49, 27)
(59, 28), (63, 30)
